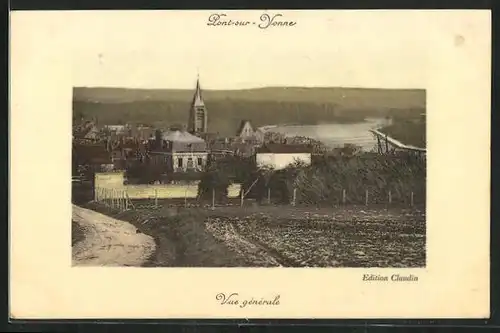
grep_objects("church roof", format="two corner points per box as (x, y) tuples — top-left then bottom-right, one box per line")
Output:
(192, 78), (205, 107)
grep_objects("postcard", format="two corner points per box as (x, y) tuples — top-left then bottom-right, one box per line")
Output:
(10, 9), (491, 319)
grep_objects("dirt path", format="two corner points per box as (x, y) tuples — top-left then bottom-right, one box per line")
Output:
(72, 205), (156, 266)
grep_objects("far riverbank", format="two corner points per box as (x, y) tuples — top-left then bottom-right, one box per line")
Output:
(260, 118), (388, 151)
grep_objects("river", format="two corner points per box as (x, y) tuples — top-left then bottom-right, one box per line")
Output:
(261, 118), (388, 151)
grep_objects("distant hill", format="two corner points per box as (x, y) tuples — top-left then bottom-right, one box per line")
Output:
(73, 86), (426, 136)
(74, 86), (426, 110)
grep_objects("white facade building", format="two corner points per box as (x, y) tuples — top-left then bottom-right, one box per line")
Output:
(255, 144), (312, 170)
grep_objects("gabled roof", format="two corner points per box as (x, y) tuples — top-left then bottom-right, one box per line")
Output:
(161, 130), (205, 143)
(236, 120), (254, 136)
(256, 144), (313, 154)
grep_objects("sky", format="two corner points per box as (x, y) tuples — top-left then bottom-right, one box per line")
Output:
(60, 10), (484, 90)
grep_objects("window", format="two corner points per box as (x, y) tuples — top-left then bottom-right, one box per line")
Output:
(197, 157), (203, 166)
(177, 158), (183, 168)
(187, 157), (194, 169)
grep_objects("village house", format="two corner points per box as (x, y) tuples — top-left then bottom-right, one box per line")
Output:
(104, 124), (131, 136)
(255, 143), (313, 170)
(73, 120), (101, 142)
(235, 120), (265, 144)
(148, 129), (209, 174)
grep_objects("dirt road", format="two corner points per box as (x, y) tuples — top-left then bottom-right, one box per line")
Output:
(72, 205), (156, 266)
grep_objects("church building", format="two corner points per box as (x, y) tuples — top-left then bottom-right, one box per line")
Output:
(187, 76), (208, 135)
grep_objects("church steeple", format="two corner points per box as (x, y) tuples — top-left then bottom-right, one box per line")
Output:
(188, 74), (208, 135)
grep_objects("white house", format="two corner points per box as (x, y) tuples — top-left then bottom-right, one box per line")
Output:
(255, 144), (313, 170)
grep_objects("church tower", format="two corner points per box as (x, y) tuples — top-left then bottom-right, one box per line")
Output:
(188, 76), (208, 135)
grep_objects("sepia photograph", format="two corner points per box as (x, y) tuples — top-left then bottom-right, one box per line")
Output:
(71, 12), (426, 269)
(11, 10), (490, 319)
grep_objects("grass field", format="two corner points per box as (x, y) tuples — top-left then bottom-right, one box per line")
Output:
(81, 202), (426, 268)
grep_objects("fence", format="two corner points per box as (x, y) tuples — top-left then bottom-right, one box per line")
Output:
(95, 185), (424, 212)
(290, 187), (424, 207)
(95, 187), (132, 211)
(94, 183), (243, 211)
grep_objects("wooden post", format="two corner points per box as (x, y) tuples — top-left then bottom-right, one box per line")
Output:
(184, 190), (187, 208)
(388, 190), (392, 205)
(240, 188), (244, 207)
(365, 189), (369, 206)
(376, 136), (382, 154)
(154, 189), (158, 208)
(125, 190), (129, 210)
(267, 187), (271, 205)
(212, 188), (215, 210)
(292, 188), (297, 207)
(342, 189), (346, 205)
(410, 191), (414, 207)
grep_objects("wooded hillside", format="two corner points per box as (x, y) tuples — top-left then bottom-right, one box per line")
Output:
(73, 87), (426, 136)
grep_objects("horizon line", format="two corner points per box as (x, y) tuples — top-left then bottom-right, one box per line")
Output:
(73, 85), (426, 91)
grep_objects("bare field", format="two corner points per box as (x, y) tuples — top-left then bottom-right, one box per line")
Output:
(207, 208), (425, 267)
(80, 202), (425, 267)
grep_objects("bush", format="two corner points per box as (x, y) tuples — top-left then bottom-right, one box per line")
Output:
(295, 153), (425, 205)
(197, 170), (231, 201)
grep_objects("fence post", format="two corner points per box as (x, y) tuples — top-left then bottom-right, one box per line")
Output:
(342, 189), (346, 205)
(292, 188), (297, 207)
(410, 191), (414, 207)
(240, 188), (244, 207)
(267, 187), (271, 205)
(125, 190), (129, 210)
(184, 190), (188, 208)
(154, 189), (158, 208)
(212, 188), (215, 210)
(365, 189), (369, 206)
(388, 190), (392, 205)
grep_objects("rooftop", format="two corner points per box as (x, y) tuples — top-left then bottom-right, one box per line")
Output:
(158, 130), (206, 143)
